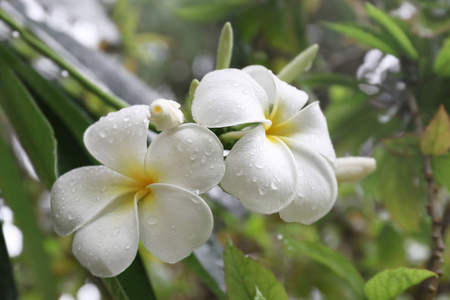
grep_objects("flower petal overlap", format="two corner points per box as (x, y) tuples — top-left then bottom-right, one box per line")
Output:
(51, 105), (225, 277)
(193, 65), (337, 222)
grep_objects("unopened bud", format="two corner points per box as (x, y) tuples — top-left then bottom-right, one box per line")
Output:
(149, 99), (184, 131)
(335, 157), (376, 183)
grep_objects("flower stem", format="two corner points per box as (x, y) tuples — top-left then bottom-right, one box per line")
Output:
(0, 8), (128, 110)
(406, 90), (444, 299)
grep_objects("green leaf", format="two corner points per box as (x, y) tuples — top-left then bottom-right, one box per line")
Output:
(0, 59), (57, 189)
(184, 253), (226, 300)
(0, 44), (92, 143)
(298, 73), (360, 89)
(0, 220), (17, 300)
(102, 253), (156, 300)
(224, 242), (288, 300)
(216, 22), (233, 70)
(284, 239), (365, 297)
(365, 3), (418, 60)
(0, 131), (57, 299)
(432, 153), (450, 191)
(277, 44), (318, 83)
(421, 105), (450, 156)
(254, 286), (267, 300)
(365, 268), (436, 300)
(434, 38), (450, 77)
(173, 0), (250, 22)
(323, 22), (398, 56)
(375, 150), (425, 231)
(383, 134), (421, 157)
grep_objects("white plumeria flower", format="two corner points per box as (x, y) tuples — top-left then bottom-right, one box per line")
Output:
(192, 66), (337, 224)
(149, 99), (185, 131)
(335, 157), (376, 183)
(51, 105), (225, 277)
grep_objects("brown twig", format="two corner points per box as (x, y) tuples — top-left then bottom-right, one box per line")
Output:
(406, 91), (444, 299)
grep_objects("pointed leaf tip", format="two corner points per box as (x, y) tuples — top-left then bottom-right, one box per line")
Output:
(277, 44), (319, 83)
(216, 22), (234, 70)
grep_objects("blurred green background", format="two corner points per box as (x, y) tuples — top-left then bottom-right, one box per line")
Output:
(0, 0), (450, 299)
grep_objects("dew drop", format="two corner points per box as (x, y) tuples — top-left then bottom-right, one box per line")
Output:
(147, 217), (157, 225)
(112, 227), (120, 237)
(99, 129), (107, 138)
(125, 242), (131, 250)
(123, 116), (130, 122)
(259, 186), (267, 195)
(113, 242), (120, 249)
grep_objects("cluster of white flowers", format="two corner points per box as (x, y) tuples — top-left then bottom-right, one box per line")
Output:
(51, 66), (375, 277)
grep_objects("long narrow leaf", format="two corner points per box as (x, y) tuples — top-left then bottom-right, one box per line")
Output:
(0, 131), (56, 299)
(365, 3), (418, 60)
(324, 22), (398, 56)
(102, 253), (157, 300)
(0, 44), (92, 143)
(0, 220), (17, 300)
(284, 239), (365, 297)
(0, 59), (57, 189)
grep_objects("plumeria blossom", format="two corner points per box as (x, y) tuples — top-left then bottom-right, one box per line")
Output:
(51, 105), (225, 277)
(149, 99), (185, 131)
(192, 66), (337, 224)
(335, 157), (376, 183)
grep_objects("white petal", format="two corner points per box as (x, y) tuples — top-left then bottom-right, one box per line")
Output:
(243, 65), (277, 106)
(192, 69), (269, 128)
(335, 157), (376, 182)
(138, 183), (213, 263)
(221, 126), (297, 214)
(51, 166), (142, 236)
(72, 194), (139, 277)
(84, 105), (150, 180)
(144, 124), (225, 193)
(279, 139), (337, 224)
(270, 75), (308, 126)
(268, 102), (336, 164)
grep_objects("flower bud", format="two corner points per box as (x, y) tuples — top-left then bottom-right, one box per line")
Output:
(149, 99), (184, 131)
(335, 157), (376, 183)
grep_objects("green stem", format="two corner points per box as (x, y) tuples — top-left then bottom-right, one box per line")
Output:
(0, 8), (128, 110)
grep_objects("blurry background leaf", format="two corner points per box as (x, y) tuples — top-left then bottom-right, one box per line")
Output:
(420, 105), (450, 156)
(364, 268), (436, 300)
(283, 239), (365, 297)
(431, 153), (450, 191)
(0, 222), (17, 300)
(323, 22), (398, 56)
(0, 59), (57, 189)
(383, 134), (421, 157)
(372, 150), (426, 231)
(434, 38), (450, 77)
(365, 3), (418, 60)
(0, 130), (56, 299)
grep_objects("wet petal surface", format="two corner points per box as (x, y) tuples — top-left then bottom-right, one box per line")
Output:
(144, 124), (225, 193)
(72, 194), (139, 277)
(192, 69), (268, 128)
(221, 126), (297, 214)
(84, 105), (150, 180)
(51, 166), (142, 236)
(138, 183), (213, 263)
(279, 139), (337, 224)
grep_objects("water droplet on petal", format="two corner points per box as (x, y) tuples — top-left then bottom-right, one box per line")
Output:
(147, 217), (157, 225)
(112, 227), (120, 237)
(125, 242), (131, 250)
(123, 116), (130, 122)
(99, 129), (107, 138)
(259, 186), (267, 195)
